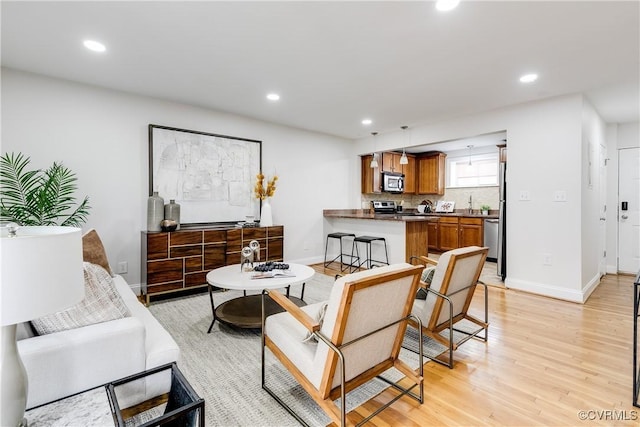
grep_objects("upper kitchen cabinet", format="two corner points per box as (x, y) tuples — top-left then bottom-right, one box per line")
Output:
(498, 143), (507, 163)
(361, 154), (381, 194)
(382, 152), (416, 194)
(417, 152), (446, 195)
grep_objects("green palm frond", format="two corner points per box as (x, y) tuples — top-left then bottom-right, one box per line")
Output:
(0, 152), (91, 226)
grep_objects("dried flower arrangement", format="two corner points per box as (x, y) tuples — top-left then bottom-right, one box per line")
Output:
(254, 172), (278, 200)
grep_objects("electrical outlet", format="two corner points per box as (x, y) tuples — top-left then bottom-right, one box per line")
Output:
(117, 261), (128, 274)
(519, 190), (530, 201)
(553, 190), (567, 202)
(542, 253), (552, 266)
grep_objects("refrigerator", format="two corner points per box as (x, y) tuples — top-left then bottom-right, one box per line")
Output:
(497, 162), (506, 280)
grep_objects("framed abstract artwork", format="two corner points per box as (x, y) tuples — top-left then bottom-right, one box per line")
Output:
(149, 124), (262, 226)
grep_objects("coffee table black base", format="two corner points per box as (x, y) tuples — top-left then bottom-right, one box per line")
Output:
(212, 294), (306, 329)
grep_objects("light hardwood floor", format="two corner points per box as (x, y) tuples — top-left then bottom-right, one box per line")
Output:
(312, 263), (638, 426)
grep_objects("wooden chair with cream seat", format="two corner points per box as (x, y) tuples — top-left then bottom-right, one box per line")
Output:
(409, 246), (489, 369)
(261, 263), (425, 427)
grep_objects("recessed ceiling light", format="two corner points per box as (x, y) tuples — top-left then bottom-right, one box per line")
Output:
(83, 40), (106, 52)
(266, 93), (280, 101)
(436, 0), (460, 12)
(362, 119), (372, 125)
(519, 73), (539, 83)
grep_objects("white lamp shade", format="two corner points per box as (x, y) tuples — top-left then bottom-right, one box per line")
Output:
(1, 226), (85, 325)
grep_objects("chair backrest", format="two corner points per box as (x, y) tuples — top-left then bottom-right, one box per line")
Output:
(312, 263), (422, 396)
(419, 246), (488, 330)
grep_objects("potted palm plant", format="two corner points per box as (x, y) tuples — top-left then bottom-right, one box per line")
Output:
(0, 152), (91, 226)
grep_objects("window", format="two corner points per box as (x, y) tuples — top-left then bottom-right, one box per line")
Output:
(446, 153), (498, 188)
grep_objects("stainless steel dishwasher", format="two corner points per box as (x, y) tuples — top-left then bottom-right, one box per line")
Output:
(484, 218), (499, 262)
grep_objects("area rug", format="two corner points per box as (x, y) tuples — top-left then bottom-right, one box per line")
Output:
(148, 273), (434, 427)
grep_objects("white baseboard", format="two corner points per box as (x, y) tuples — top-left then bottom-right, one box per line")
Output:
(505, 277), (586, 303)
(129, 282), (142, 296)
(581, 273), (601, 303)
(288, 255), (324, 266)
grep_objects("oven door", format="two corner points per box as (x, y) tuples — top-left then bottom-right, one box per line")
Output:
(382, 172), (404, 193)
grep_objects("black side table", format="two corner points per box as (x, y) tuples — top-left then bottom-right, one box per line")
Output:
(107, 363), (204, 426)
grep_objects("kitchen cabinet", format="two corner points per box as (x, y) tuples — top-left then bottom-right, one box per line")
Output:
(498, 143), (507, 163)
(364, 152), (415, 194)
(438, 217), (459, 251)
(427, 216), (484, 252)
(417, 152), (446, 195)
(427, 219), (439, 251)
(403, 154), (416, 194)
(361, 155), (381, 194)
(459, 217), (484, 247)
(381, 152), (402, 173)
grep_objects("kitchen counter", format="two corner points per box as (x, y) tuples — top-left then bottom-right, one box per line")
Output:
(323, 209), (498, 221)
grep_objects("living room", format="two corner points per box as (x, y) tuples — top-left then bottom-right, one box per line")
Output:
(2, 1), (639, 426)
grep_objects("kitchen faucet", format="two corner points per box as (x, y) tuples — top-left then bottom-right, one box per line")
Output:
(468, 194), (473, 213)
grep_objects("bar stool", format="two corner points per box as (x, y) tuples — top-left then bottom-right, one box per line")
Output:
(350, 236), (389, 271)
(324, 232), (357, 272)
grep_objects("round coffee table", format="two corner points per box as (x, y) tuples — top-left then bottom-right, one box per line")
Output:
(206, 263), (315, 330)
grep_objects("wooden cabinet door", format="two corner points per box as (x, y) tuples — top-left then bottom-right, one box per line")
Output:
(427, 220), (439, 251)
(438, 217), (459, 251)
(361, 155), (381, 194)
(381, 152), (401, 173)
(402, 154), (416, 194)
(417, 152), (446, 195)
(459, 218), (483, 247)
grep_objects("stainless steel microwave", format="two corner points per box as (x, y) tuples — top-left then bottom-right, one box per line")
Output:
(381, 172), (404, 193)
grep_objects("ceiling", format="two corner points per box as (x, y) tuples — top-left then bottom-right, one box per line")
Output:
(2, 1), (638, 141)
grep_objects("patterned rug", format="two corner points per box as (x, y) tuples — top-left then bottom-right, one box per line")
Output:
(148, 273), (437, 427)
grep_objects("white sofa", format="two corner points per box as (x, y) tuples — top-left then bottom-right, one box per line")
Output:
(17, 274), (180, 409)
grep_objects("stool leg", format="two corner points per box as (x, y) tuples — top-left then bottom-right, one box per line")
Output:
(323, 236), (330, 267)
(383, 240), (389, 265)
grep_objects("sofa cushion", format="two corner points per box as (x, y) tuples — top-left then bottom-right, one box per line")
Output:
(31, 262), (130, 335)
(82, 228), (113, 276)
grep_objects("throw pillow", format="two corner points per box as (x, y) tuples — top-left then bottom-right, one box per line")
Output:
(31, 262), (130, 335)
(82, 228), (113, 276)
(415, 266), (436, 300)
(302, 302), (329, 343)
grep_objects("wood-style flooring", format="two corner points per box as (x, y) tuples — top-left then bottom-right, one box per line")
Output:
(312, 262), (638, 426)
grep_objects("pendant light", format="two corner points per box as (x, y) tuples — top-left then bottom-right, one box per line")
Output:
(370, 132), (379, 168)
(400, 126), (409, 165)
(467, 144), (474, 165)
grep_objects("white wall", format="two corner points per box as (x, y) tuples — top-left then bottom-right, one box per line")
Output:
(580, 99), (608, 300)
(1, 68), (352, 288)
(352, 94), (596, 302)
(605, 121), (640, 272)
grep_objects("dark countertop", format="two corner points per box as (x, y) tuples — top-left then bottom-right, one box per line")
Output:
(323, 209), (499, 221)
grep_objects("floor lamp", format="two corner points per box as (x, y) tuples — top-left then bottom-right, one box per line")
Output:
(1, 226), (84, 427)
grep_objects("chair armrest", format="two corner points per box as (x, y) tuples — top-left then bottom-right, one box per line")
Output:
(266, 290), (320, 333)
(19, 316), (146, 408)
(409, 255), (438, 266)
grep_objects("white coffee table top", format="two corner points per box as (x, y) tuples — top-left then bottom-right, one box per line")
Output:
(206, 263), (315, 292)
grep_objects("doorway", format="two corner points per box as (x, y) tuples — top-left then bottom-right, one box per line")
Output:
(618, 147), (640, 273)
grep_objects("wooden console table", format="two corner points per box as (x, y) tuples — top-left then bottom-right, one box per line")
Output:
(141, 225), (284, 303)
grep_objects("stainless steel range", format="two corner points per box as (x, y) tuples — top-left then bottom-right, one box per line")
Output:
(372, 200), (397, 213)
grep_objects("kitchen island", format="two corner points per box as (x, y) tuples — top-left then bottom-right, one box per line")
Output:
(323, 209), (498, 265)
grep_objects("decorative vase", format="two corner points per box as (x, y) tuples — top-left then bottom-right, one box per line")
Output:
(260, 199), (273, 227)
(164, 199), (181, 230)
(147, 192), (164, 231)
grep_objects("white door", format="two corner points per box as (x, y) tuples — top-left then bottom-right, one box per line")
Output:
(618, 147), (640, 273)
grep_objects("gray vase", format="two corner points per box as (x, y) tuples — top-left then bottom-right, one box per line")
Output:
(164, 199), (181, 230)
(147, 192), (164, 231)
